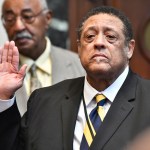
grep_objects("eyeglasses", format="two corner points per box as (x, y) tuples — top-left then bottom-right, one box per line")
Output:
(2, 9), (47, 27)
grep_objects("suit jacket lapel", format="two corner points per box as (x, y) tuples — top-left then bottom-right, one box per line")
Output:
(90, 71), (137, 150)
(51, 45), (64, 84)
(51, 45), (72, 84)
(61, 77), (84, 150)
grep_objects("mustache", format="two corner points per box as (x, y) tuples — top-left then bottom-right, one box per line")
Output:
(12, 31), (32, 41)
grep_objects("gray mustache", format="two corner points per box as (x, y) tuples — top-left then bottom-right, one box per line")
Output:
(13, 31), (32, 41)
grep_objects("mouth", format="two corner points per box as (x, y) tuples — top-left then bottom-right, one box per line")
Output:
(15, 37), (31, 44)
(91, 53), (108, 63)
(92, 53), (107, 59)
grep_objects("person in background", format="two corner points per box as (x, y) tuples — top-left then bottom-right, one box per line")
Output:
(1, 0), (84, 116)
(124, 128), (150, 150)
(1, 6), (150, 150)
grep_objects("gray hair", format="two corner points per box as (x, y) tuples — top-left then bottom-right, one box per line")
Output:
(39, 0), (49, 9)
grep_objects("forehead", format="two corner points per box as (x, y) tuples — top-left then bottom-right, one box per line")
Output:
(82, 13), (124, 32)
(2, 0), (42, 13)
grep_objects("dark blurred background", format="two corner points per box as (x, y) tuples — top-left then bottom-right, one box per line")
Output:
(0, 0), (150, 79)
(47, 0), (150, 79)
(47, 0), (69, 49)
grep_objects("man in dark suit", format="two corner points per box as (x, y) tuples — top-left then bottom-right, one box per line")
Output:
(1, 0), (84, 116)
(1, 6), (150, 150)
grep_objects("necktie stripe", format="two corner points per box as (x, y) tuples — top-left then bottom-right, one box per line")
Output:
(81, 135), (89, 149)
(80, 94), (106, 149)
(97, 106), (105, 121)
(90, 107), (101, 132)
(87, 116), (96, 136)
(83, 115), (96, 146)
(96, 94), (105, 103)
(83, 123), (94, 146)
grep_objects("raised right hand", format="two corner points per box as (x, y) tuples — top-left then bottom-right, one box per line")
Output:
(0, 41), (27, 100)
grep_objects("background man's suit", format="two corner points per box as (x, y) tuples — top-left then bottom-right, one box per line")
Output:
(1, 70), (150, 150)
(15, 45), (84, 116)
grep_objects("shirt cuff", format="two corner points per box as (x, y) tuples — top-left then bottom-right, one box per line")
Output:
(0, 96), (15, 112)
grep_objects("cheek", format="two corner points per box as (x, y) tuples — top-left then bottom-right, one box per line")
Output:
(5, 28), (14, 39)
(110, 49), (128, 67)
(78, 43), (92, 59)
(79, 50), (87, 63)
(78, 48), (90, 68)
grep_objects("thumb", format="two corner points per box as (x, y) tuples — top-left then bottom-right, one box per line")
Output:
(18, 64), (27, 78)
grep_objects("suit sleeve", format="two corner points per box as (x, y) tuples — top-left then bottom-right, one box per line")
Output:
(0, 102), (21, 150)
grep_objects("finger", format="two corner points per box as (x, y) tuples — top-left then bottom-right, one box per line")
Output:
(18, 64), (27, 78)
(0, 46), (3, 64)
(8, 41), (15, 63)
(2, 41), (9, 62)
(12, 45), (19, 71)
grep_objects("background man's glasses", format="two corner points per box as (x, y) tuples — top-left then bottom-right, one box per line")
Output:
(2, 9), (47, 27)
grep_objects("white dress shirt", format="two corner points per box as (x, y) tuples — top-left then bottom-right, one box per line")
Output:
(0, 97), (15, 112)
(73, 66), (129, 150)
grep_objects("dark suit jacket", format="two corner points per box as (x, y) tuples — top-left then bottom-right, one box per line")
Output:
(1, 70), (150, 150)
(15, 44), (85, 116)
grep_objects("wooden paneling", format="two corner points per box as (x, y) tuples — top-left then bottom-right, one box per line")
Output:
(106, 0), (150, 78)
(68, 0), (150, 79)
(68, 0), (105, 52)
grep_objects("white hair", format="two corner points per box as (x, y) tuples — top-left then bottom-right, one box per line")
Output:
(39, 0), (48, 9)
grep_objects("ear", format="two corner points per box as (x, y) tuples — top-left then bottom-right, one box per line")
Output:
(44, 10), (52, 29)
(77, 39), (81, 54)
(127, 39), (135, 59)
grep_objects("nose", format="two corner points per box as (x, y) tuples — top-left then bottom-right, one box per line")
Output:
(13, 16), (26, 31)
(94, 34), (106, 50)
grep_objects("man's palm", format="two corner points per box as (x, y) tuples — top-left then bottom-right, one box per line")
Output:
(0, 41), (27, 99)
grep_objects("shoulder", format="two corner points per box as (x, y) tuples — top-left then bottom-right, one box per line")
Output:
(127, 69), (150, 85)
(130, 71), (150, 96)
(41, 76), (84, 93)
(27, 77), (84, 110)
(51, 45), (79, 59)
(29, 77), (84, 100)
(137, 75), (150, 89)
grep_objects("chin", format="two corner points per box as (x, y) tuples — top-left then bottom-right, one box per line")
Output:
(19, 47), (31, 55)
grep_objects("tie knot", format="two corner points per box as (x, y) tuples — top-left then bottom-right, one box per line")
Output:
(30, 64), (37, 77)
(95, 94), (106, 106)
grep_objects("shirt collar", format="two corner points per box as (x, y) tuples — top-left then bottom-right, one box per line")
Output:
(84, 66), (129, 106)
(20, 36), (51, 74)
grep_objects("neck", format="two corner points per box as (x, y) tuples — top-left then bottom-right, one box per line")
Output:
(87, 77), (112, 91)
(87, 70), (125, 91)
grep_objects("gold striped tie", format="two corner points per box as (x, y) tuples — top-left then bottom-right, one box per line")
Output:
(80, 94), (106, 149)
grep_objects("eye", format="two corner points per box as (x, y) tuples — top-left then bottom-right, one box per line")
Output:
(22, 13), (34, 22)
(106, 34), (117, 43)
(3, 14), (15, 22)
(85, 34), (96, 42)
